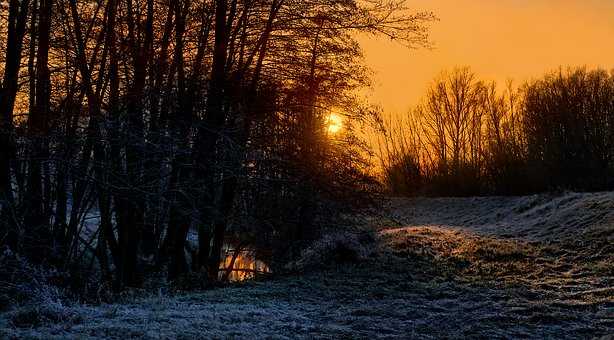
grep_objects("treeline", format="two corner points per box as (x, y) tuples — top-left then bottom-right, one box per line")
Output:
(0, 0), (434, 292)
(379, 67), (614, 196)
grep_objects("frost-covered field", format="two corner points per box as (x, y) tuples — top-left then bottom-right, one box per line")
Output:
(1, 192), (613, 339)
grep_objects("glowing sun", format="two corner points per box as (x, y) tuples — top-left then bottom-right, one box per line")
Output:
(327, 113), (343, 134)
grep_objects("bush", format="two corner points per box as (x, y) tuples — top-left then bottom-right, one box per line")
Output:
(0, 247), (65, 311)
(285, 231), (376, 272)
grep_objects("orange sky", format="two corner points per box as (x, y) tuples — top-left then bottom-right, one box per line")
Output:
(359, 0), (614, 115)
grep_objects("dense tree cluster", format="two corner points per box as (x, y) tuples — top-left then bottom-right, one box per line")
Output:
(379, 67), (614, 196)
(0, 0), (434, 291)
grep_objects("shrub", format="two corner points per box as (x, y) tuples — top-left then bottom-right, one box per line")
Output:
(0, 247), (65, 311)
(285, 231), (375, 272)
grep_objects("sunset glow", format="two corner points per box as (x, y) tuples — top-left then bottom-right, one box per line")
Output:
(360, 0), (614, 114)
(2, 0), (612, 337)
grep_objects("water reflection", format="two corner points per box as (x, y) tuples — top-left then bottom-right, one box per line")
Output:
(220, 243), (270, 282)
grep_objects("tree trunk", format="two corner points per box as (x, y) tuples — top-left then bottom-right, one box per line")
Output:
(25, 0), (52, 260)
(194, 0), (229, 278)
(0, 0), (31, 251)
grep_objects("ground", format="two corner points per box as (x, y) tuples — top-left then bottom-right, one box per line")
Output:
(1, 192), (613, 339)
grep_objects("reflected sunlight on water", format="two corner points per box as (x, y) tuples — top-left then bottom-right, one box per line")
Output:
(220, 243), (270, 282)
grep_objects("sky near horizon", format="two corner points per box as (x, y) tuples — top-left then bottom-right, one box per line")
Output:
(359, 0), (614, 115)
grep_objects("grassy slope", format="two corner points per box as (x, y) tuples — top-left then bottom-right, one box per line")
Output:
(1, 193), (613, 339)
